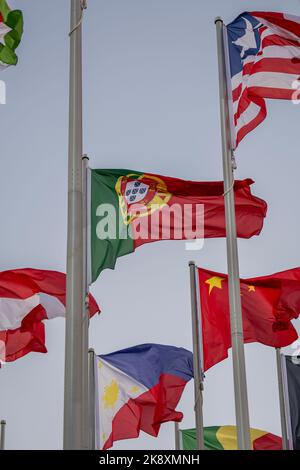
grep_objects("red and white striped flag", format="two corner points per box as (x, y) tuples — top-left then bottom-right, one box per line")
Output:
(0, 268), (100, 363)
(226, 11), (300, 147)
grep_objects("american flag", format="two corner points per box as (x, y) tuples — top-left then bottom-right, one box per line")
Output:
(226, 11), (300, 148)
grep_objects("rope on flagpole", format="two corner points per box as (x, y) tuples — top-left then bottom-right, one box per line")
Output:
(223, 180), (234, 197)
(193, 381), (204, 412)
(69, 0), (87, 36)
(222, 153), (237, 196)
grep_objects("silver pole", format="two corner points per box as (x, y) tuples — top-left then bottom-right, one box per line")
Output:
(88, 348), (96, 450)
(174, 422), (180, 450)
(0, 420), (6, 450)
(82, 155), (90, 450)
(281, 355), (294, 450)
(64, 0), (87, 450)
(215, 18), (251, 450)
(189, 261), (205, 450)
(276, 348), (289, 450)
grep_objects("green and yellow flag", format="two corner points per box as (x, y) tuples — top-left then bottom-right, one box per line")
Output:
(0, 0), (23, 67)
(181, 426), (282, 450)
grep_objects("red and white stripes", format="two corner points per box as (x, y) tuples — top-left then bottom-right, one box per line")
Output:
(228, 12), (300, 147)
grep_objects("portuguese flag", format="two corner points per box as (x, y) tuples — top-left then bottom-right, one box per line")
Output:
(91, 169), (267, 282)
(181, 426), (282, 450)
(0, 0), (23, 67)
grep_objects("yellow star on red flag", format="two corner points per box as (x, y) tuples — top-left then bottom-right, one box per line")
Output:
(205, 276), (225, 295)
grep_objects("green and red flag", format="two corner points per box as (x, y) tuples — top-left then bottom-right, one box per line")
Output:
(91, 169), (267, 281)
(0, 0), (23, 67)
(181, 426), (282, 450)
(198, 267), (300, 371)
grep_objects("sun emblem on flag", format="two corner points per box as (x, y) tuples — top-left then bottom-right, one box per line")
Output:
(102, 380), (119, 409)
(115, 173), (172, 225)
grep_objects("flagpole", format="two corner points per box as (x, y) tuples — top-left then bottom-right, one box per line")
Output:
(64, 0), (87, 450)
(189, 261), (205, 450)
(88, 348), (96, 450)
(174, 422), (180, 450)
(0, 420), (6, 450)
(276, 348), (289, 450)
(281, 355), (294, 450)
(215, 18), (251, 450)
(82, 154), (90, 449)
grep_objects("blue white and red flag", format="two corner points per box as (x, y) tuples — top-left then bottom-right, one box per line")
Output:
(95, 343), (193, 450)
(226, 12), (300, 147)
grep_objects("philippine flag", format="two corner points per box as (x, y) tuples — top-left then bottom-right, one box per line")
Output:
(95, 343), (193, 450)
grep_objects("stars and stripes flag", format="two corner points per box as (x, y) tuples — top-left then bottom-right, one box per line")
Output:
(226, 11), (300, 148)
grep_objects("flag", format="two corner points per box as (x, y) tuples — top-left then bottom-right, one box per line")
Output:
(0, 268), (100, 362)
(0, 322), (46, 364)
(181, 426), (282, 450)
(227, 12), (300, 147)
(284, 356), (300, 449)
(198, 267), (300, 371)
(95, 343), (193, 450)
(0, 0), (23, 67)
(91, 169), (267, 281)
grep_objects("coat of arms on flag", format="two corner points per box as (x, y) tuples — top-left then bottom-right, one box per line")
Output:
(91, 169), (268, 281)
(115, 173), (172, 225)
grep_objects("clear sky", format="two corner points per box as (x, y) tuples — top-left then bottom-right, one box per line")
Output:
(1, 0), (300, 450)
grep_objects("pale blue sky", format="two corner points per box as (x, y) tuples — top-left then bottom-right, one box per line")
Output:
(1, 0), (300, 449)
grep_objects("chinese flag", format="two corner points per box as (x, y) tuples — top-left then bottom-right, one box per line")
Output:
(198, 267), (300, 371)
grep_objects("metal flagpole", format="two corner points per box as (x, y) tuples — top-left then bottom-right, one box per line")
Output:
(215, 18), (251, 450)
(0, 420), (6, 450)
(82, 154), (90, 450)
(276, 348), (289, 450)
(189, 261), (205, 450)
(281, 354), (294, 450)
(88, 348), (96, 450)
(174, 422), (180, 450)
(64, 0), (87, 450)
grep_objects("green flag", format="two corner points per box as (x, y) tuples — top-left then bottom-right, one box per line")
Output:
(91, 169), (136, 282)
(180, 426), (282, 450)
(0, 0), (23, 67)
